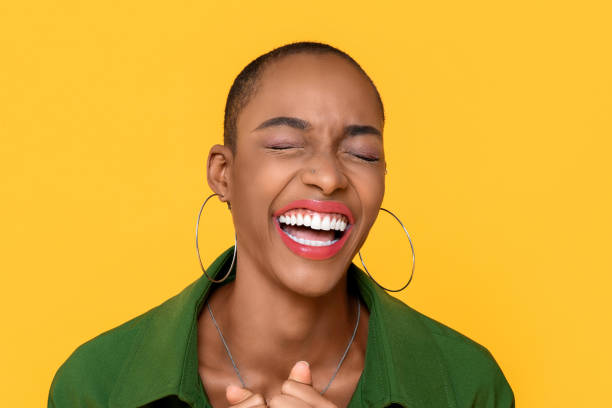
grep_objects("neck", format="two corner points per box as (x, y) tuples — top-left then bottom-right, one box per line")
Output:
(202, 253), (362, 391)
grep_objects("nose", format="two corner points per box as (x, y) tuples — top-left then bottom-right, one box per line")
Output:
(300, 154), (348, 196)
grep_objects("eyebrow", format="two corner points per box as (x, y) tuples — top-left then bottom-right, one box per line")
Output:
(254, 116), (310, 131)
(253, 116), (381, 137)
(345, 124), (382, 137)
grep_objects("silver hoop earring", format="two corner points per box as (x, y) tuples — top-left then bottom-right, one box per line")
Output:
(358, 208), (415, 292)
(196, 193), (237, 283)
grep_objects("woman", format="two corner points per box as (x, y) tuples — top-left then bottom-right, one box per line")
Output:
(48, 42), (514, 408)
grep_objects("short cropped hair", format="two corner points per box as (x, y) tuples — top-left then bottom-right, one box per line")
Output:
(223, 41), (385, 154)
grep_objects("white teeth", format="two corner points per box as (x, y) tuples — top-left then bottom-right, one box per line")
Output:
(277, 211), (349, 231)
(335, 218), (344, 231)
(332, 218), (344, 231)
(321, 216), (331, 230)
(311, 214), (321, 230)
(283, 230), (340, 247)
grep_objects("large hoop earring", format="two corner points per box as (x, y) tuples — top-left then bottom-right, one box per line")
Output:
(196, 193), (237, 283)
(358, 208), (415, 292)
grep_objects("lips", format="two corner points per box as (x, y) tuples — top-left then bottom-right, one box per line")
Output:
(273, 200), (354, 260)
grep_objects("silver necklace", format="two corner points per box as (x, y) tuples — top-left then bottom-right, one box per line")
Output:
(206, 297), (361, 395)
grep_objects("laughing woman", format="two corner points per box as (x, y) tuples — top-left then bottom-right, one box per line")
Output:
(48, 42), (514, 408)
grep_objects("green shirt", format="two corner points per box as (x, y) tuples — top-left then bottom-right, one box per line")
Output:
(48, 247), (514, 408)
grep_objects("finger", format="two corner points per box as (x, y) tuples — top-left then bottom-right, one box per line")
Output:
(231, 403), (267, 408)
(225, 384), (266, 408)
(268, 393), (311, 408)
(226, 384), (252, 405)
(227, 392), (266, 408)
(281, 379), (335, 408)
(288, 361), (312, 385)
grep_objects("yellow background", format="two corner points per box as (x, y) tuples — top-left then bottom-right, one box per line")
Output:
(1, 1), (610, 406)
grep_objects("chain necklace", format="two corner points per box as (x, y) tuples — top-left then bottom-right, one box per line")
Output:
(206, 297), (361, 395)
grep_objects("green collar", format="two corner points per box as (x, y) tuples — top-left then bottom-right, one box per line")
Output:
(109, 247), (455, 408)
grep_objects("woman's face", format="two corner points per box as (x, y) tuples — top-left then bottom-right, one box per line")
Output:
(216, 53), (385, 297)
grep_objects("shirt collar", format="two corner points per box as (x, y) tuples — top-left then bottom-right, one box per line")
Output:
(110, 247), (454, 408)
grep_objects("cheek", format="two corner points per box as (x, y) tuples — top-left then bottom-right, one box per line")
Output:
(355, 169), (385, 201)
(230, 159), (291, 232)
(234, 158), (292, 197)
(353, 171), (385, 225)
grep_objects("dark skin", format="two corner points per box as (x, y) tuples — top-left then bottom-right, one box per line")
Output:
(200, 53), (386, 408)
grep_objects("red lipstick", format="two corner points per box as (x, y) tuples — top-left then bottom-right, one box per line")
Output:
(273, 200), (354, 260)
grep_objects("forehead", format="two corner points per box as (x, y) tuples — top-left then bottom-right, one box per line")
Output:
(238, 53), (383, 132)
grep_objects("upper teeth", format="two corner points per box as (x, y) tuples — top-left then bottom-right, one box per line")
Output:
(278, 210), (348, 232)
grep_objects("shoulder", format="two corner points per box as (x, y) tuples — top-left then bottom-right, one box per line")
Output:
(48, 304), (157, 407)
(412, 305), (503, 374)
(411, 305), (515, 407)
(385, 294), (515, 407)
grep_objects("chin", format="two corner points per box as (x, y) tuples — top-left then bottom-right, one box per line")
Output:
(272, 261), (347, 298)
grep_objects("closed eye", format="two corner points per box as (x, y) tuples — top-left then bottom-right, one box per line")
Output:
(268, 145), (297, 150)
(352, 153), (379, 162)
(265, 144), (306, 156)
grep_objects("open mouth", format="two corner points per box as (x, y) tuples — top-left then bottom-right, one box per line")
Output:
(278, 210), (349, 247)
(273, 200), (354, 260)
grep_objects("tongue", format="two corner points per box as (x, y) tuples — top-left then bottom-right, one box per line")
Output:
(284, 225), (335, 242)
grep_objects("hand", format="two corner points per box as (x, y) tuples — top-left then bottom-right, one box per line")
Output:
(225, 383), (267, 408)
(268, 361), (338, 408)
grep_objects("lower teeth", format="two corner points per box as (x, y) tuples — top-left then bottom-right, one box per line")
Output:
(284, 231), (339, 247)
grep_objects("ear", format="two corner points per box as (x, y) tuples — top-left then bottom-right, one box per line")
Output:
(206, 144), (234, 207)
